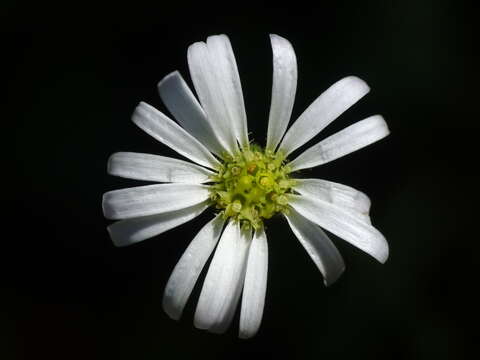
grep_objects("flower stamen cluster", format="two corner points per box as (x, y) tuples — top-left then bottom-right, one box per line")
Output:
(210, 145), (296, 229)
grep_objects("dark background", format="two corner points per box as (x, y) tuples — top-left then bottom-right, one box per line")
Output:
(3, 1), (477, 359)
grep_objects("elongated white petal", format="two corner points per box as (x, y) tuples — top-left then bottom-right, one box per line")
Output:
(187, 42), (238, 154)
(288, 195), (389, 263)
(209, 232), (250, 335)
(266, 34), (297, 152)
(102, 183), (210, 220)
(294, 178), (371, 221)
(210, 225), (253, 335)
(279, 76), (370, 156)
(289, 115), (389, 171)
(163, 215), (226, 320)
(157, 71), (225, 156)
(194, 221), (251, 333)
(285, 208), (345, 286)
(206, 35), (249, 149)
(239, 227), (268, 339)
(107, 201), (208, 247)
(108, 152), (214, 184)
(132, 102), (221, 170)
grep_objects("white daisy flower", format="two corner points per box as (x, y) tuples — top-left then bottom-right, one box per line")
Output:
(103, 34), (390, 338)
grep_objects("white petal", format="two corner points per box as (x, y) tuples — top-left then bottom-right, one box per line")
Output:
(194, 221), (251, 333)
(266, 34), (297, 152)
(279, 76), (370, 156)
(206, 35), (249, 149)
(289, 115), (390, 171)
(157, 71), (225, 156)
(239, 227), (268, 339)
(108, 152), (214, 184)
(211, 225), (253, 335)
(210, 230), (251, 335)
(102, 183), (210, 220)
(107, 201), (208, 247)
(187, 41), (238, 154)
(293, 178), (371, 222)
(163, 214), (226, 320)
(288, 195), (389, 263)
(132, 102), (221, 170)
(284, 208), (345, 286)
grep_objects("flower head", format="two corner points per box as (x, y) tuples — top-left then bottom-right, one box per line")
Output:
(103, 34), (390, 338)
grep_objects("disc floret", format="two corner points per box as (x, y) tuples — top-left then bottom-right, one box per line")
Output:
(210, 145), (296, 229)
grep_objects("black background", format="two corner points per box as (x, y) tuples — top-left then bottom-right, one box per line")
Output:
(3, 1), (477, 359)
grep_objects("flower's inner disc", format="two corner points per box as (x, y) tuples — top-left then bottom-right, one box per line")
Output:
(210, 145), (296, 229)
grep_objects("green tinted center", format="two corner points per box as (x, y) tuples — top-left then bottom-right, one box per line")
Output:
(210, 145), (295, 229)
